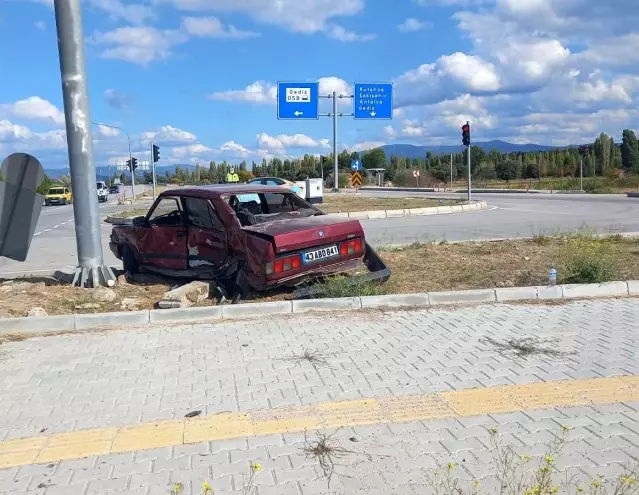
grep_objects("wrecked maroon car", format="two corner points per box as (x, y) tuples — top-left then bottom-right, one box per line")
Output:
(109, 185), (389, 299)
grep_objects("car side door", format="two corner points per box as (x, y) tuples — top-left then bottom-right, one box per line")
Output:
(183, 197), (228, 269)
(137, 196), (188, 270)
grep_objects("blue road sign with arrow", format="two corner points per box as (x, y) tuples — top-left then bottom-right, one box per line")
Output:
(351, 159), (362, 171)
(354, 82), (393, 120)
(277, 82), (319, 120)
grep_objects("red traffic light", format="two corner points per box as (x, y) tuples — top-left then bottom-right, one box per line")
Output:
(462, 124), (470, 133)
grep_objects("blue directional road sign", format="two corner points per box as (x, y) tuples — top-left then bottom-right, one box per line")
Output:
(351, 159), (362, 172)
(354, 83), (393, 120)
(277, 82), (319, 120)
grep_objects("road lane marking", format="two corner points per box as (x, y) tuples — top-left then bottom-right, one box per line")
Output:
(1, 375), (638, 469)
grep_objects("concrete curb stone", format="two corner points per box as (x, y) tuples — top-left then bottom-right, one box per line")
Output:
(1, 280), (636, 335)
(367, 210), (387, 219)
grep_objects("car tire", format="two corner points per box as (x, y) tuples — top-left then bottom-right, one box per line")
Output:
(62, 198), (67, 205)
(121, 245), (140, 274)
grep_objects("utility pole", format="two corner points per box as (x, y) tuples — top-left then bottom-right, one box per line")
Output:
(54, 0), (115, 287)
(580, 156), (584, 191)
(93, 122), (134, 201)
(462, 121), (472, 202)
(450, 153), (453, 191)
(467, 144), (472, 202)
(150, 141), (157, 200)
(332, 92), (338, 192)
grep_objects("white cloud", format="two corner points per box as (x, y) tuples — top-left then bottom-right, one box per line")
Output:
(326, 25), (376, 42)
(104, 89), (132, 110)
(89, 0), (154, 24)
(347, 141), (386, 152)
(398, 18), (432, 33)
(172, 143), (212, 158)
(97, 125), (120, 138)
(384, 125), (396, 139)
(0, 97), (65, 126)
(91, 26), (186, 65)
(158, 0), (364, 35)
(181, 16), (260, 39)
(0, 120), (33, 141)
(257, 133), (330, 152)
(143, 125), (197, 145)
(209, 81), (277, 104)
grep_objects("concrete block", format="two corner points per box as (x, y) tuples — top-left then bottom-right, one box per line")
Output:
(292, 297), (361, 313)
(627, 280), (639, 296)
(348, 211), (369, 220)
(561, 281), (628, 299)
(461, 204), (473, 211)
(160, 281), (210, 308)
(360, 293), (429, 308)
(495, 286), (538, 302)
(408, 207), (438, 216)
(367, 210), (387, 219)
(537, 285), (563, 300)
(385, 209), (407, 218)
(479, 201), (488, 210)
(149, 306), (223, 323)
(221, 301), (293, 319)
(437, 206), (453, 214)
(327, 212), (349, 219)
(74, 310), (150, 330)
(0, 314), (75, 334)
(451, 205), (464, 213)
(428, 288), (496, 305)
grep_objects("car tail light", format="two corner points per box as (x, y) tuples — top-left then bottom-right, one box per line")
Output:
(264, 254), (302, 276)
(340, 238), (364, 256)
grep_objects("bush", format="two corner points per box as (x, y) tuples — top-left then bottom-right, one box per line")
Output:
(324, 173), (350, 189)
(559, 234), (619, 284)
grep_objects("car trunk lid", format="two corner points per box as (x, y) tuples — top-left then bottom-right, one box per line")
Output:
(242, 216), (364, 254)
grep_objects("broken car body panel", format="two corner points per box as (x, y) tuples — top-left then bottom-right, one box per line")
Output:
(109, 185), (390, 294)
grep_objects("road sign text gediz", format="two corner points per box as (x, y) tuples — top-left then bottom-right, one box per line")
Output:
(277, 82), (319, 120)
(354, 83), (393, 120)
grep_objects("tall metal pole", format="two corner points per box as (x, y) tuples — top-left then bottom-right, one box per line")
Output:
(580, 156), (584, 191)
(93, 122), (134, 202)
(150, 141), (157, 200)
(467, 144), (472, 202)
(332, 91), (338, 192)
(450, 153), (453, 191)
(54, 0), (115, 287)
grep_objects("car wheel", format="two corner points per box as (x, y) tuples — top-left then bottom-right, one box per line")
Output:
(62, 198), (67, 205)
(121, 245), (140, 274)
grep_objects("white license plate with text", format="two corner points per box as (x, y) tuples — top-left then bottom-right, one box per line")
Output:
(302, 245), (339, 264)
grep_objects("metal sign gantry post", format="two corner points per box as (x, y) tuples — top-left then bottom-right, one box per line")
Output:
(53, 0), (115, 288)
(277, 81), (393, 192)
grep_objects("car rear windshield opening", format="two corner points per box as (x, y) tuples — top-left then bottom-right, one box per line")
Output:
(48, 188), (64, 195)
(226, 192), (318, 227)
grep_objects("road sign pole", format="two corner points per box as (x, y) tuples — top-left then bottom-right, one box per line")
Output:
(450, 154), (453, 191)
(151, 141), (157, 200)
(53, 0), (115, 288)
(467, 144), (472, 202)
(332, 92), (338, 192)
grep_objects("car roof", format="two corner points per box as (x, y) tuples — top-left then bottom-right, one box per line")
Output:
(159, 184), (291, 199)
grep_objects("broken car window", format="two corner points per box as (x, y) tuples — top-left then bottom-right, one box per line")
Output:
(184, 197), (224, 230)
(148, 197), (183, 227)
(227, 192), (318, 227)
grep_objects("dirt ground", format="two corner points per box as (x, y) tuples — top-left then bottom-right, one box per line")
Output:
(318, 195), (458, 213)
(2, 235), (637, 319)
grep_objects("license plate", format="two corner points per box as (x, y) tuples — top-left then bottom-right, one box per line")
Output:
(302, 245), (339, 264)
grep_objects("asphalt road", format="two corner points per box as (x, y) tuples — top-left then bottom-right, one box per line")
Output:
(2, 191), (639, 277)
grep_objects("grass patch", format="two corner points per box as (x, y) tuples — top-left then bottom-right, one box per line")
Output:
(314, 276), (386, 298)
(320, 195), (459, 213)
(287, 349), (334, 370)
(111, 208), (150, 218)
(481, 336), (575, 359)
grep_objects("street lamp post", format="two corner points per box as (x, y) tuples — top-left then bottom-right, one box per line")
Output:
(93, 122), (135, 203)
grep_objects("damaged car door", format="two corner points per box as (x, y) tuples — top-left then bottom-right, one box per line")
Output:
(138, 196), (188, 270)
(183, 197), (228, 269)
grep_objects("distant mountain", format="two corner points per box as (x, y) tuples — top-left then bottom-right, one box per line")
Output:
(377, 140), (559, 161)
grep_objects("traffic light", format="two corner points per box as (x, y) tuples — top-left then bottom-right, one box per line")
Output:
(129, 157), (138, 171)
(320, 155), (326, 165)
(462, 122), (471, 147)
(152, 144), (160, 163)
(579, 145), (588, 158)
(125, 158), (131, 170)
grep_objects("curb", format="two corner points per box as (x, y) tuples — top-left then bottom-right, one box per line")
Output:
(324, 201), (487, 220)
(0, 280), (635, 335)
(105, 202), (489, 224)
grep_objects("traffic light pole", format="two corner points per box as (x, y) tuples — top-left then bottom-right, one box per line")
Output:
(467, 144), (472, 202)
(54, 0), (115, 287)
(580, 157), (583, 192)
(150, 141), (157, 200)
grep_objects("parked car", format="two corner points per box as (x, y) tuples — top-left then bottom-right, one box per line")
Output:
(97, 181), (108, 203)
(44, 187), (72, 206)
(247, 177), (303, 196)
(109, 185), (387, 298)
(109, 185), (121, 194)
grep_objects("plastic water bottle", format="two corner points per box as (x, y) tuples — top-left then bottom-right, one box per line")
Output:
(548, 266), (557, 286)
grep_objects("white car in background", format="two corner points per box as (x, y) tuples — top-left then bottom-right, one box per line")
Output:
(247, 177), (304, 196)
(97, 181), (109, 203)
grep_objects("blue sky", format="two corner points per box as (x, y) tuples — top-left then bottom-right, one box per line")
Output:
(0, 0), (638, 169)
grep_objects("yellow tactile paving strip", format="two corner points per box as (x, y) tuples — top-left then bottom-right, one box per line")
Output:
(1, 375), (639, 469)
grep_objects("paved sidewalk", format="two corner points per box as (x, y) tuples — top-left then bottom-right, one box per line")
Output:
(0, 299), (638, 493)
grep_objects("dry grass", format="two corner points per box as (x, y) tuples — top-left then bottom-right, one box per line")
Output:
(379, 235), (639, 294)
(318, 195), (459, 213)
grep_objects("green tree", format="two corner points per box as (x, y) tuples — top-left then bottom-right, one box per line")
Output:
(361, 148), (386, 169)
(338, 150), (351, 170)
(36, 175), (53, 195)
(621, 129), (639, 171)
(594, 132), (611, 176)
(495, 160), (521, 182)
